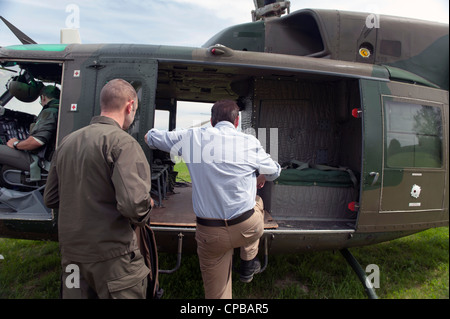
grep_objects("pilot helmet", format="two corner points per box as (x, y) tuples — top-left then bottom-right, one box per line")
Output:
(7, 74), (44, 103)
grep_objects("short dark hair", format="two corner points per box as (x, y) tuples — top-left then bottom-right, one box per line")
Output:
(211, 100), (239, 127)
(100, 79), (137, 112)
(40, 85), (60, 99)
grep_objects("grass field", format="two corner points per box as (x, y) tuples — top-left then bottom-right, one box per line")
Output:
(158, 227), (449, 299)
(0, 162), (448, 299)
(0, 227), (448, 299)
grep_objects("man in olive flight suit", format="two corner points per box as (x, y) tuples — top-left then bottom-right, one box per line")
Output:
(0, 85), (59, 177)
(44, 79), (154, 299)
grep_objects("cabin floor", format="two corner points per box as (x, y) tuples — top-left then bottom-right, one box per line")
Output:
(149, 185), (356, 231)
(149, 184), (278, 229)
(0, 187), (52, 221)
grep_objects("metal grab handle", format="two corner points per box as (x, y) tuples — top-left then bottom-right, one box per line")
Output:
(159, 233), (183, 274)
(369, 172), (379, 186)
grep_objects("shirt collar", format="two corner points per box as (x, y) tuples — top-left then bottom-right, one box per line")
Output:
(43, 99), (59, 109)
(90, 115), (121, 129)
(214, 121), (236, 130)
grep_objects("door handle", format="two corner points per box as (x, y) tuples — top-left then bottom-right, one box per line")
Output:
(369, 172), (379, 186)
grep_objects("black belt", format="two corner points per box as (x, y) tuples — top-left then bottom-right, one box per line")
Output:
(196, 209), (255, 227)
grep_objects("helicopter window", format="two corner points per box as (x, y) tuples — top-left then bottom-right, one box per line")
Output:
(175, 101), (213, 130)
(1, 62), (62, 148)
(380, 40), (402, 57)
(0, 64), (45, 116)
(385, 100), (443, 168)
(154, 110), (170, 130)
(126, 81), (142, 140)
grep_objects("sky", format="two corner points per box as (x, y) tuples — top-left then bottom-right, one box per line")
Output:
(0, 0), (448, 128)
(0, 0), (448, 47)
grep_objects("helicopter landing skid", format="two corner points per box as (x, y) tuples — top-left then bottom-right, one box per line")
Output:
(340, 248), (378, 299)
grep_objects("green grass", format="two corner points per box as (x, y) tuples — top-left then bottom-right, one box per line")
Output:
(0, 162), (447, 299)
(1, 227), (448, 299)
(0, 239), (60, 298)
(174, 159), (191, 182)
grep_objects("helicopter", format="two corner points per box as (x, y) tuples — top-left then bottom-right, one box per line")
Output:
(0, 0), (448, 299)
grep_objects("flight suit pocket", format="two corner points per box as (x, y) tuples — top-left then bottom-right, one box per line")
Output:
(106, 255), (149, 299)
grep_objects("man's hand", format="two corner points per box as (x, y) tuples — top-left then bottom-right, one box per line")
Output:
(6, 138), (19, 149)
(257, 174), (266, 189)
(6, 136), (42, 151)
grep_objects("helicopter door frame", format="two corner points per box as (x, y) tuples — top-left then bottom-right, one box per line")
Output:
(358, 79), (449, 232)
(92, 58), (158, 161)
(357, 79), (383, 232)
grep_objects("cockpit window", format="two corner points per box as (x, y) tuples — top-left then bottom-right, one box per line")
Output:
(1, 62), (62, 115)
(0, 61), (62, 147)
(0, 65), (42, 115)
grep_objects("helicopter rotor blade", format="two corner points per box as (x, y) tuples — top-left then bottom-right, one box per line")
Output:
(0, 16), (37, 45)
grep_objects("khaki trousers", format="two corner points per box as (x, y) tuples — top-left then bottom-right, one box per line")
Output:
(195, 196), (264, 299)
(61, 250), (149, 299)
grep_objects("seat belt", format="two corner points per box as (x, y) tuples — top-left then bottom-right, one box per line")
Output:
(29, 154), (41, 181)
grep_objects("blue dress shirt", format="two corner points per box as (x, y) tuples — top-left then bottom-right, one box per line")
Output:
(146, 121), (281, 220)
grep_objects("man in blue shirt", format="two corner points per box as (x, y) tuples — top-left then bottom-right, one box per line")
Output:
(146, 100), (280, 298)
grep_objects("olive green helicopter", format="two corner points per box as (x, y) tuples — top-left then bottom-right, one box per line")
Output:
(0, 0), (448, 299)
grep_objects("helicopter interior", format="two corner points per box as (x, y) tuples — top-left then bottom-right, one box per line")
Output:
(150, 63), (362, 232)
(0, 61), (62, 220)
(0, 58), (363, 231)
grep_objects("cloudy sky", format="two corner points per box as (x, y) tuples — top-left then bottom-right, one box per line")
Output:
(1, 0), (448, 128)
(0, 0), (448, 47)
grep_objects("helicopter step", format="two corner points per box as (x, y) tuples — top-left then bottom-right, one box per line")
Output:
(157, 231), (271, 277)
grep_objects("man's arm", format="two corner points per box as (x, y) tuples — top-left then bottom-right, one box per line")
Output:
(9, 108), (58, 151)
(111, 140), (153, 226)
(145, 128), (190, 152)
(7, 136), (43, 151)
(254, 139), (281, 181)
(257, 174), (267, 189)
(29, 108), (58, 146)
(259, 160), (281, 181)
(43, 153), (60, 209)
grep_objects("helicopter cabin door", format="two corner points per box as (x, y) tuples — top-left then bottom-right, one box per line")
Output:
(358, 79), (449, 232)
(92, 59), (158, 160)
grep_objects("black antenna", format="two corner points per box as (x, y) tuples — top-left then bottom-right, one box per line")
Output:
(0, 16), (37, 44)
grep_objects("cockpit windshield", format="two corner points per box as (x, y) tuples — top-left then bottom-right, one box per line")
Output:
(0, 61), (62, 116)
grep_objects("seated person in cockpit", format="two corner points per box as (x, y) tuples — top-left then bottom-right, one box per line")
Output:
(0, 85), (60, 179)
